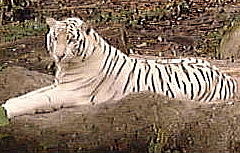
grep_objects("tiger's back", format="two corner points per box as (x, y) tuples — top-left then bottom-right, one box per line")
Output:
(101, 55), (237, 102)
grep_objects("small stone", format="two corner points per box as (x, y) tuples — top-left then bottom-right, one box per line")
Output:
(136, 42), (147, 48)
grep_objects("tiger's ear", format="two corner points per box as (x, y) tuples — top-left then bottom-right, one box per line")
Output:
(81, 22), (92, 34)
(46, 18), (56, 27)
(80, 22), (88, 31)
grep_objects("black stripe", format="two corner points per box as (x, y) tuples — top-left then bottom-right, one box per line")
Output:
(219, 78), (224, 100)
(100, 46), (111, 73)
(101, 53), (119, 81)
(166, 90), (169, 97)
(136, 69), (141, 92)
(103, 44), (107, 54)
(190, 83), (194, 100)
(53, 31), (56, 40)
(58, 53), (65, 61)
(66, 31), (74, 44)
(82, 36), (86, 52)
(69, 24), (74, 29)
(198, 84), (209, 101)
(228, 79), (233, 98)
(208, 84), (218, 102)
(132, 87), (135, 92)
(148, 86), (151, 91)
(123, 75), (131, 94)
(215, 69), (220, 76)
(109, 45), (112, 55)
(67, 35), (73, 44)
(155, 65), (164, 92)
(115, 56), (127, 80)
(79, 37), (86, 57)
(69, 22), (76, 26)
(151, 74), (156, 93)
(226, 80), (231, 98)
(168, 65), (172, 74)
(193, 72), (201, 96)
(197, 65), (205, 68)
(167, 83), (174, 98)
(93, 32), (97, 42)
(231, 78), (236, 94)
(206, 78), (219, 102)
(181, 64), (191, 82)
(164, 66), (171, 83)
(145, 62), (150, 85)
(210, 69), (214, 82)
(189, 64), (195, 69)
(222, 74), (226, 79)
(198, 68), (206, 82)
(90, 95), (95, 103)
(105, 57), (114, 75)
(104, 47), (115, 75)
(206, 71), (211, 90)
(82, 50), (88, 61)
(76, 29), (80, 40)
(124, 59), (137, 93)
(91, 46), (96, 55)
(182, 81), (187, 95)
(77, 39), (83, 55)
(175, 72), (181, 89)
(113, 48), (118, 58)
(108, 55), (120, 76)
(90, 76), (108, 96)
(223, 85), (227, 100)
(86, 28), (91, 35)
(132, 59), (138, 74)
(202, 89), (213, 102)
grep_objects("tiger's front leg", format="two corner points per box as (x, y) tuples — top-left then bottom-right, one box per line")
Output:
(2, 84), (90, 118)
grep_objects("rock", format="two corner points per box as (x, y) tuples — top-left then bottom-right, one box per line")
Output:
(219, 26), (240, 59)
(0, 66), (53, 102)
(136, 42), (147, 48)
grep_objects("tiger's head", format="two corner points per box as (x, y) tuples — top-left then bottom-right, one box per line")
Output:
(46, 17), (88, 62)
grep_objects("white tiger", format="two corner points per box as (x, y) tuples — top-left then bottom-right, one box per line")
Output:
(2, 17), (238, 118)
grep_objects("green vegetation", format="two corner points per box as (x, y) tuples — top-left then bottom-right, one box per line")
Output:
(201, 31), (223, 57)
(148, 124), (169, 153)
(90, 7), (167, 27)
(0, 106), (9, 126)
(0, 20), (47, 43)
(0, 64), (7, 72)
